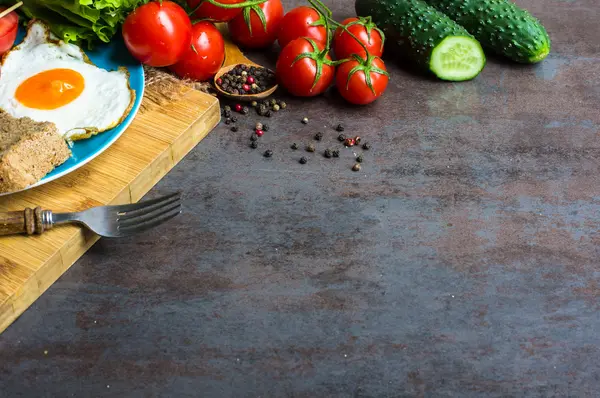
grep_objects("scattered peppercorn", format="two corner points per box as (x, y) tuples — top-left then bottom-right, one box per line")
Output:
(356, 155), (363, 163)
(224, 110), (231, 118)
(255, 122), (263, 131)
(241, 106), (249, 115)
(231, 126), (238, 132)
(262, 124), (269, 132)
(291, 143), (299, 150)
(251, 101), (258, 107)
(270, 99), (277, 106)
(264, 149), (273, 158)
(352, 163), (361, 172)
(338, 134), (346, 142)
(302, 117), (309, 124)
(314, 132), (323, 141)
(344, 138), (356, 147)
(250, 134), (258, 141)
(250, 141), (258, 149)
(224, 105), (231, 112)
(335, 124), (345, 132)
(273, 104), (280, 112)
(362, 142), (371, 150)
(256, 129), (264, 137)
(324, 149), (332, 158)
(257, 104), (268, 116)
(354, 136), (361, 144)
(265, 111), (272, 117)
(231, 116), (238, 123)
(306, 143), (316, 152)
(299, 157), (308, 164)
(235, 104), (242, 112)
(332, 150), (340, 158)
(225, 118), (231, 125)
(279, 101), (287, 109)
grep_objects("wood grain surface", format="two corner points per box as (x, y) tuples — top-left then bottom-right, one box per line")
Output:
(0, 86), (220, 334)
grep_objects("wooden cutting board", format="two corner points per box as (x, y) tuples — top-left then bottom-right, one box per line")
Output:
(0, 84), (220, 334)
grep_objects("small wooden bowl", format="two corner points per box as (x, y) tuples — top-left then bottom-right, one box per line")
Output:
(214, 64), (278, 102)
(213, 23), (278, 102)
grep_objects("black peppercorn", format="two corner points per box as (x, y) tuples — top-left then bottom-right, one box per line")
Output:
(224, 110), (231, 118)
(299, 157), (308, 164)
(250, 134), (258, 141)
(265, 111), (272, 117)
(337, 134), (346, 142)
(250, 141), (258, 149)
(231, 126), (238, 132)
(324, 149), (332, 158)
(264, 149), (273, 158)
(291, 143), (299, 150)
(306, 143), (316, 152)
(332, 150), (340, 158)
(241, 106), (249, 115)
(231, 116), (238, 123)
(362, 142), (371, 150)
(314, 132), (323, 141)
(279, 101), (287, 109)
(270, 99), (277, 106)
(225, 118), (231, 125)
(356, 155), (363, 163)
(262, 124), (269, 132)
(257, 105), (267, 116)
(335, 124), (344, 132)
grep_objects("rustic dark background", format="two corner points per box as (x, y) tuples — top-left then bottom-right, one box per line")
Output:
(2, 0), (598, 396)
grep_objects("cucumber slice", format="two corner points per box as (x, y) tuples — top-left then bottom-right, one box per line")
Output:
(430, 36), (486, 81)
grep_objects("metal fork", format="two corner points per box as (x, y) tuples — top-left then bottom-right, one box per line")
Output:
(0, 192), (182, 237)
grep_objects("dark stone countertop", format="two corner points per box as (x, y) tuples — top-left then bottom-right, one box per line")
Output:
(2, 0), (599, 396)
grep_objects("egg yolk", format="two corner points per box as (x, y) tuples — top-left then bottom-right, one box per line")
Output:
(15, 68), (85, 110)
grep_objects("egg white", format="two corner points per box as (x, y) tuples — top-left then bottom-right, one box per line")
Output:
(0, 20), (135, 140)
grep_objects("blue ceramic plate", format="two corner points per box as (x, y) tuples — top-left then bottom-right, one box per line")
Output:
(4, 28), (144, 195)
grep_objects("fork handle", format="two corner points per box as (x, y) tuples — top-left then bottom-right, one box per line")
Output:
(0, 207), (54, 236)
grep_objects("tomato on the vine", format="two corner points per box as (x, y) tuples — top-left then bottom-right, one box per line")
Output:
(277, 6), (327, 50)
(169, 22), (225, 81)
(228, 0), (284, 49)
(335, 54), (389, 105)
(333, 17), (385, 60)
(123, 1), (192, 67)
(187, 0), (244, 22)
(276, 37), (335, 97)
(0, 6), (18, 56)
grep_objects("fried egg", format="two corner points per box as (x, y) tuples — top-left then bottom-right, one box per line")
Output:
(0, 20), (135, 141)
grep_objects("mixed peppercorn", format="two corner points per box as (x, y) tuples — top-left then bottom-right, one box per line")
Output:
(216, 64), (276, 95)
(220, 101), (371, 172)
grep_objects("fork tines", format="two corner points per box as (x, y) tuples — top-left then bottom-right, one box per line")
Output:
(116, 192), (182, 234)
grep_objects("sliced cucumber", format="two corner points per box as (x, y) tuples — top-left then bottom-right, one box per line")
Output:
(355, 0), (486, 81)
(430, 36), (486, 81)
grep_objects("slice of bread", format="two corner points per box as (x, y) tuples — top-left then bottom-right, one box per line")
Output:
(0, 111), (71, 193)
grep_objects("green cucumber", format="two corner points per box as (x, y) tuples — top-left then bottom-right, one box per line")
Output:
(355, 0), (485, 81)
(424, 0), (550, 63)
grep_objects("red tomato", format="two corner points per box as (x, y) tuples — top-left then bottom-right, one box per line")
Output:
(122, 1), (192, 67)
(276, 37), (334, 97)
(0, 6), (18, 55)
(333, 17), (384, 59)
(188, 0), (244, 22)
(228, 0), (284, 49)
(335, 56), (389, 105)
(169, 22), (225, 81)
(277, 6), (327, 50)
